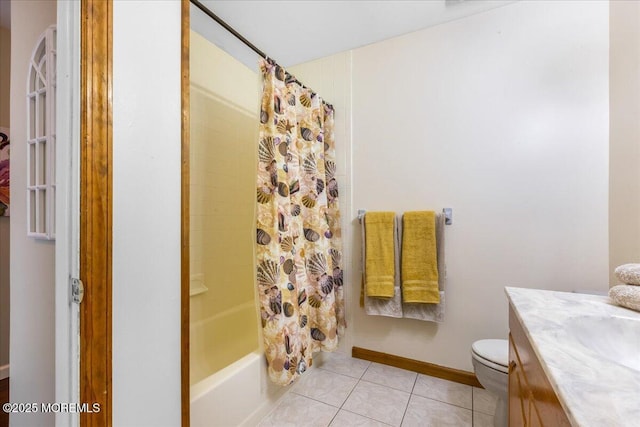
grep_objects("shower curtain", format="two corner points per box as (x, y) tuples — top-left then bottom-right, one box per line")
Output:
(256, 59), (344, 386)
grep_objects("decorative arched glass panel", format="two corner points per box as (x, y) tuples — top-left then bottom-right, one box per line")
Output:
(26, 25), (56, 240)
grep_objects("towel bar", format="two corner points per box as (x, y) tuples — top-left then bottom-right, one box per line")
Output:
(357, 208), (453, 225)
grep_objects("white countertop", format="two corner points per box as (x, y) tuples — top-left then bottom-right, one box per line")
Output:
(505, 287), (640, 427)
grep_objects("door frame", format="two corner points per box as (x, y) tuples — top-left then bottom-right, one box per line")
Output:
(58, 2), (190, 427)
(54, 1), (81, 426)
(79, 0), (113, 426)
(55, 1), (113, 426)
(180, 1), (190, 426)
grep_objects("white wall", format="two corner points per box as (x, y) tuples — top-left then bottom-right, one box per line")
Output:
(609, 0), (640, 284)
(9, 1), (56, 426)
(352, 0), (608, 371)
(112, 1), (182, 425)
(295, 0), (609, 372)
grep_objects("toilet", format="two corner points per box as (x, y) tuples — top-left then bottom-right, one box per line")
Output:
(471, 339), (509, 427)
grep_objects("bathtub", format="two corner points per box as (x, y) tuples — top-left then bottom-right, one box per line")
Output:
(190, 301), (260, 385)
(190, 302), (287, 426)
(191, 351), (288, 426)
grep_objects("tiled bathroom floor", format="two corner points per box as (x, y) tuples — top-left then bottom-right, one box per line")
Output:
(257, 352), (497, 427)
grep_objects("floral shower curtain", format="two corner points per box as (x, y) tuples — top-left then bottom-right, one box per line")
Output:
(256, 59), (345, 386)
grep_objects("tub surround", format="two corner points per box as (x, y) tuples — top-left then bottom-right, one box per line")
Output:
(506, 287), (640, 426)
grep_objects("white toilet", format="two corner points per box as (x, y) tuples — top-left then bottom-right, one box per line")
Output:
(471, 339), (509, 427)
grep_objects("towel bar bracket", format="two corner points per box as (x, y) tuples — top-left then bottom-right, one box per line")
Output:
(357, 209), (366, 224)
(443, 208), (453, 225)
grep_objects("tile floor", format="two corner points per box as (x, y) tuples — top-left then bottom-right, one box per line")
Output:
(258, 352), (497, 427)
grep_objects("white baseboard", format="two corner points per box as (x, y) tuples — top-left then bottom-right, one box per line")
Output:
(0, 364), (9, 380)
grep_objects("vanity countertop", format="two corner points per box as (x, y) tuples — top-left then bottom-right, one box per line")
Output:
(505, 287), (640, 427)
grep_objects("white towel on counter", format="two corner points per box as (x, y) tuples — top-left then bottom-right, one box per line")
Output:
(609, 284), (640, 312)
(614, 264), (640, 286)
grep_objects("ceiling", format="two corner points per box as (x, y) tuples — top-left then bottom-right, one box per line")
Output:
(196, 0), (515, 69)
(1, 1), (516, 67)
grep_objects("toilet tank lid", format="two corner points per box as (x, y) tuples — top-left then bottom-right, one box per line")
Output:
(472, 339), (509, 367)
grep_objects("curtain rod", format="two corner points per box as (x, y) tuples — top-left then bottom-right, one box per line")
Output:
(189, 0), (334, 110)
(190, 0), (267, 60)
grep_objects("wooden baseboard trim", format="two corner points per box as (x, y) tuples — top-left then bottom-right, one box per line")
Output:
(352, 347), (483, 388)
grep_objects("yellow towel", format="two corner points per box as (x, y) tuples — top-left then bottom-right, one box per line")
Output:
(365, 212), (396, 298)
(401, 211), (440, 303)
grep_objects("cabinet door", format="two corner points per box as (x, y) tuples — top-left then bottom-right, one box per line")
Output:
(510, 306), (572, 427)
(529, 395), (543, 427)
(509, 335), (527, 427)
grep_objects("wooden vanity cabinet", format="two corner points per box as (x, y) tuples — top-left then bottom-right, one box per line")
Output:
(509, 307), (571, 427)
